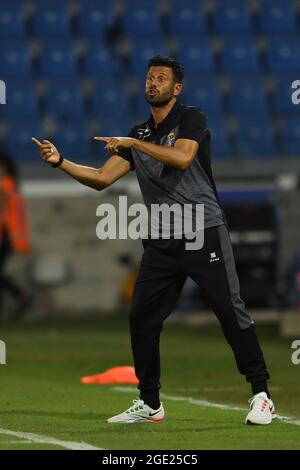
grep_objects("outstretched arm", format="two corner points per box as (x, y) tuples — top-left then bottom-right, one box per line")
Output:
(32, 138), (131, 191)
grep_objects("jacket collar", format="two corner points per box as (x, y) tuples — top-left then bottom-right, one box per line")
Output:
(147, 101), (181, 131)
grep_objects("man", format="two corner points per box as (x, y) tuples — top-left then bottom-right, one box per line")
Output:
(0, 149), (31, 318)
(32, 55), (276, 425)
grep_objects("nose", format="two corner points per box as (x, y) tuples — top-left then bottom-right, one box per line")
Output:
(147, 77), (159, 88)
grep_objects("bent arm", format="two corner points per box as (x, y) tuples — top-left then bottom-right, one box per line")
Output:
(97, 136), (199, 171)
(132, 138), (199, 171)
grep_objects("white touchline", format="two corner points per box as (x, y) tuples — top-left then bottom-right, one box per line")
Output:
(1, 440), (37, 444)
(113, 386), (300, 427)
(0, 428), (105, 450)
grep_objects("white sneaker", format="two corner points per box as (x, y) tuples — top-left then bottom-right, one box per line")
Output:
(245, 392), (277, 425)
(107, 399), (165, 424)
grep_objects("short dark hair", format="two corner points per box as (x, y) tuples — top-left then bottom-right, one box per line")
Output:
(147, 55), (184, 84)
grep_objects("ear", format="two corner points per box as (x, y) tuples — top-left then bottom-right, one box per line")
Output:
(174, 83), (182, 97)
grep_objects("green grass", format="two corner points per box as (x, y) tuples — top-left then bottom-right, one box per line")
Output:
(0, 315), (299, 450)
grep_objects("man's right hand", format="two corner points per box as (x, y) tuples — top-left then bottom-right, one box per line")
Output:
(32, 137), (60, 166)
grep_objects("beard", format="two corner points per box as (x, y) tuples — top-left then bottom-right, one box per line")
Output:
(145, 91), (173, 108)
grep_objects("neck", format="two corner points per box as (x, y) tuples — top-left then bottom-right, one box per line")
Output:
(151, 98), (177, 128)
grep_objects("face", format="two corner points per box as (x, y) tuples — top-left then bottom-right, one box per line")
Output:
(145, 66), (182, 108)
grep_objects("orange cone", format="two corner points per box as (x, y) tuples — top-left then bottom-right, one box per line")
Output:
(80, 366), (138, 384)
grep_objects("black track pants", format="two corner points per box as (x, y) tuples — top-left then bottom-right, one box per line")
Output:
(129, 224), (270, 403)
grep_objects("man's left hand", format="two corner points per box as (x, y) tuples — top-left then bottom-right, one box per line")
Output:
(94, 136), (136, 153)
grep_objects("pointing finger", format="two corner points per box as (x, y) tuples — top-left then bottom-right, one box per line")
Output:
(94, 137), (111, 142)
(32, 137), (42, 147)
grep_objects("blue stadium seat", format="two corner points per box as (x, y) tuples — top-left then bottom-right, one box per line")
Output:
(235, 118), (277, 158)
(77, 1), (115, 39)
(169, 0), (206, 10)
(44, 80), (85, 120)
(221, 38), (260, 74)
(6, 119), (43, 161)
(123, 4), (162, 38)
(228, 77), (269, 118)
(0, 41), (32, 79)
(98, 118), (132, 138)
(170, 0), (205, 8)
(260, 0), (290, 4)
(123, 0), (159, 7)
(177, 40), (215, 75)
(273, 78), (300, 115)
(39, 41), (78, 78)
(84, 43), (118, 77)
(131, 40), (169, 77)
(281, 118), (300, 157)
(91, 80), (131, 118)
(93, 117), (137, 162)
(169, 5), (207, 37)
(0, 79), (39, 120)
(51, 120), (91, 160)
(213, 1), (253, 35)
(0, 1), (25, 39)
(206, 115), (232, 159)
(258, 0), (298, 34)
(267, 37), (300, 75)
(92, 117), (133, 162)
(182, 78), (223, 115)
(77, 0), (114, 12)
(32, 2), (71, 38)
(135, 93), (151, 119)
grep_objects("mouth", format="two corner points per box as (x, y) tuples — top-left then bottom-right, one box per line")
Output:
(147, 89), (159, 97)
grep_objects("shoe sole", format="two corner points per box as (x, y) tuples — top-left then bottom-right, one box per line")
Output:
(246, 414), (273, 425)
(246, 419), (272, 425)
(107, 415), (166, 424)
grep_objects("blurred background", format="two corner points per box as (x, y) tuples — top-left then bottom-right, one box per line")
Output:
(0, 0), (299, 336)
